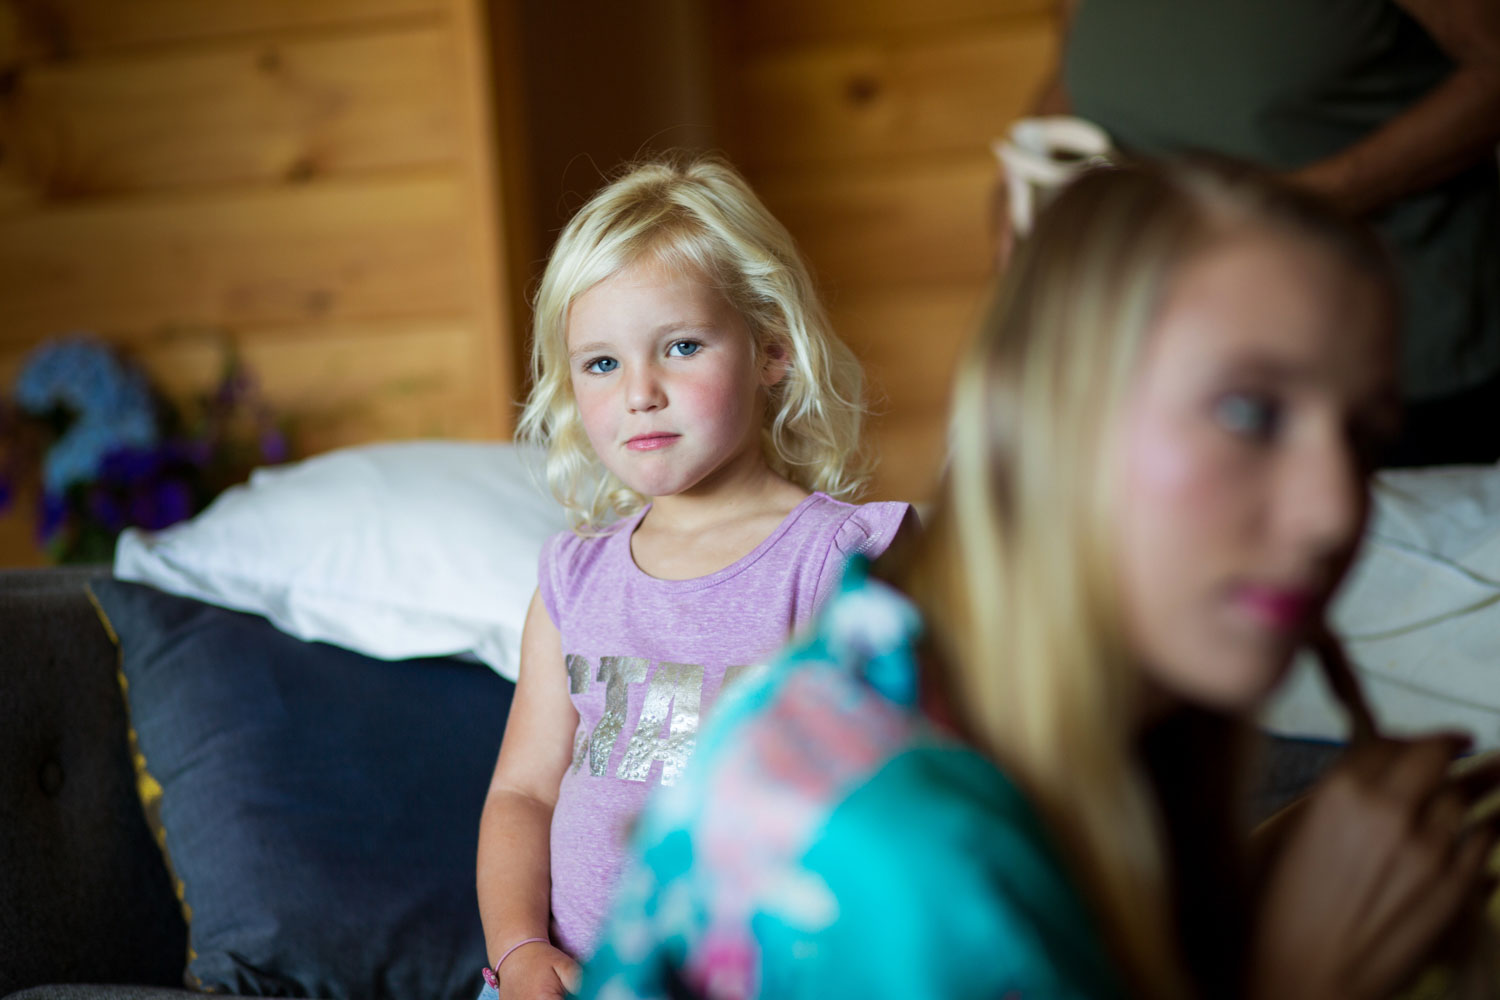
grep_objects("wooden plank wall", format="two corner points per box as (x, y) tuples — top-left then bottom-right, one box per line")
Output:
(0, 0), (520, 564)
(716, 0), (1059, 503)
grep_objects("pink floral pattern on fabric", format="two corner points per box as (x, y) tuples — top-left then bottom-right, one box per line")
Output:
(580, 560), (1126, 1000)
(682, 668), (916, 998)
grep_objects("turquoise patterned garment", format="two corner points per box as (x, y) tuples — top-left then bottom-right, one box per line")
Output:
(580, 559), (1126, 1000)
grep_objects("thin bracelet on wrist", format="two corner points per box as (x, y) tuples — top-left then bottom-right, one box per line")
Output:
(481, 936), (550, 989)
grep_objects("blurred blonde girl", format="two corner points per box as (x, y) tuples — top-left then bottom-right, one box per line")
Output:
(581, 159), (1498, 999)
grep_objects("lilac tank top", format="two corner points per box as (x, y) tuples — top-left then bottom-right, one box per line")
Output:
(537, 492), (910, 958)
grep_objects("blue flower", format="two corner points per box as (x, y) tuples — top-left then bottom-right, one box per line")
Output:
(15, 336), (161, 496)
(41, 413), (156, 497)
(16, 336), (147, 420)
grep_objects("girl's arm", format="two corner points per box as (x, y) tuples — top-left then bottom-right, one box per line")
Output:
(1288, 0), (1500, 215)
(476, 590), (581, 998)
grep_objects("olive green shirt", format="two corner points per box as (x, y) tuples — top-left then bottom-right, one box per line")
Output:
(1066, 0), (1500, 400)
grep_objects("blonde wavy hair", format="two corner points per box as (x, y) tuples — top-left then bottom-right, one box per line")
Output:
(517, 156), (870, 531)
(895, 159), (1394, 997)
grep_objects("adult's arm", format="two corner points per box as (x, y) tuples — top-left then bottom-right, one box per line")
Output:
(1288, 0), (1500, 216)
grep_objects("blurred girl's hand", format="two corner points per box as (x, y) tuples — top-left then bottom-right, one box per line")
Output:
(1249, 736), (1499, 1000)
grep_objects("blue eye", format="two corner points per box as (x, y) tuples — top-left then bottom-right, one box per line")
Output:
(668, 340), (701, 358)
(1215, 392), (1282, 441)
(585, 357), (618, 374)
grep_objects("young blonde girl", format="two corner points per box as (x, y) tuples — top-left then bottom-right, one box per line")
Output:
(580, 158), (1499, 999)
(475, 158), (913, 998)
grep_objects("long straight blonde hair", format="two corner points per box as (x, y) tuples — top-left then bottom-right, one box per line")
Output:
(895, 159), (1394, 996)
(517, 157), (870, 531)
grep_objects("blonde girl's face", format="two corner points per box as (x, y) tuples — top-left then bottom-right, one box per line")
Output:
(1115, 226), (1399, 713)
(565, 255), (784, 501)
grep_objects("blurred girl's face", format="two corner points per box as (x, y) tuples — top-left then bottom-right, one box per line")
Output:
(1115, 226), (1398, 713)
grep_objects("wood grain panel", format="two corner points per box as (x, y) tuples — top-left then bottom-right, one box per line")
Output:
(0, 0), (524, 567)
(0, 501), (47, 567)
(446, 0), (517, 438)
(133, 319), (500, 452)
(832, 282), (985, 416)
(757, 155), (996, 290)
(717, 1), (1033, 504)
(834, 284), (985, 503)
(867, 413), (948, 504)
(7, 0), (443, 57)
(725, 0), (1053, 51)
(0, 164), (39, 214)
(734, 19), (1055, 169)
(0, 173), (470, 345)
(2, 25), (459, 197)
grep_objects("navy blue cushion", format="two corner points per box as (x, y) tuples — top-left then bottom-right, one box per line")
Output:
(89, 579), (514, 1000)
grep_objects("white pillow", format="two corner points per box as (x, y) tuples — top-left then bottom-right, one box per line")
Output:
(1263, 465), (1500, 751)
(114, 441), (569, 681)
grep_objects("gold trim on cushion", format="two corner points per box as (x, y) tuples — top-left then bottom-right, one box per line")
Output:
(86, 583), (200, 975)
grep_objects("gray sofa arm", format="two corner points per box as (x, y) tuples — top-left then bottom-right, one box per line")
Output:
(0, 568), (187, 997)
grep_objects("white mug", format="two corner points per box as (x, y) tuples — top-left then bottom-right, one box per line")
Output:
(992, 116), (1114, 236)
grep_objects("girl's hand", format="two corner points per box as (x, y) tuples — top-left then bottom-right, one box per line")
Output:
(1249, 736), (1499, 1000)
(497, 941), (582, 1000)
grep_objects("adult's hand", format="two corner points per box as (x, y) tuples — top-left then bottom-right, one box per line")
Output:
(1284, 0), (1500, 217)
(1249, 736), (1499, 1000)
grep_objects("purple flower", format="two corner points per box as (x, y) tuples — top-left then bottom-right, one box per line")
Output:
(100, 446), (164, 485)
(214, 367), (258, 408)
(37, 492), (68, 543)
(87, 491), (127, 533)
(259, 429), (289, 465)
(131, 479), (194, 531)
(167, 438), (213, 467)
